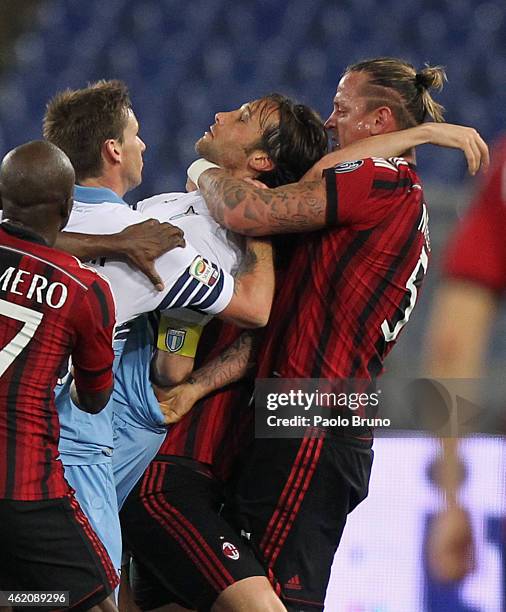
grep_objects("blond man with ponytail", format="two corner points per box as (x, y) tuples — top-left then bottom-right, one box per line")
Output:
(346, 57), (447, 128)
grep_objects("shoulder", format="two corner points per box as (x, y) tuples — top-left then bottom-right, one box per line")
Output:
(136, 192), (187, 210)
(59, 254), (109, 291)
(370, 157), (413, 173)
(369, 157), (422, 188)
(66, 199), (149, 233)
(68, 260), (115, 322)
(136, 191), (207, 219)
(47, 250), (111, 296)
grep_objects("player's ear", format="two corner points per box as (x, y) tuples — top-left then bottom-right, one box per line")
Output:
(247, 150), (275, 174)
(103, 139), (122, 165)
(369, 106), (396, 136)
(59, 196), (73, 230)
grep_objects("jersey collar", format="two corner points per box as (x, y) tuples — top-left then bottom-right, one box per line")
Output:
(1, 220), (49, 246)
(74, 185), (127, 205)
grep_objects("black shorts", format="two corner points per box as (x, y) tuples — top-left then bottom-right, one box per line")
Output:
(223, 433), (373, 611)
(0, 494), (119, 611)
(120, 458), (266, 611)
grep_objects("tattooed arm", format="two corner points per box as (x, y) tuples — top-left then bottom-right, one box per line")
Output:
(199, 170), (328, 235)
(197, 123), (489, 235)
(153, 330), (259, 424)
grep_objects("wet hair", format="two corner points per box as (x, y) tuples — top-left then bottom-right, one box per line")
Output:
(346, 57), (447, 128)
(43, 80), (132, 182)
(250, 93), (328, 188)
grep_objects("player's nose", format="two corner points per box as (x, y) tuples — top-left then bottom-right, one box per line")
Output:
(324, 112), (337, 130)
(215, 111), (226, 124)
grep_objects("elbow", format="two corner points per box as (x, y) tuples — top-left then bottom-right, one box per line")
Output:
(151, 353), (194, 387)
(227, 305), (270, 329)
(244, 303), (271, 328)
(73, 384), (113, 414)
(82, 402), (106, 415)
(87, 387), (113, 413)
(250, 290), (274, 328)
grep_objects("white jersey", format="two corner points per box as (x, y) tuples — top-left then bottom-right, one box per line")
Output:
(135, 190), (243, 277)
(65, 186), (235, 326)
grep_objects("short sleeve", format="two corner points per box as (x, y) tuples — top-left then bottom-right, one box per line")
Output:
(72, 276), (116, 393)
(324, 158), (416, 230)
(156, 246), (234, 316)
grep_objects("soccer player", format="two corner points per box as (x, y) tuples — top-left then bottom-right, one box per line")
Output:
(186, 57), (489, 610)
(0, 141), (118, 610)
(116, 93), (488, 611)
(116, 94), (328, 612)
(425, 134), (506, 582)
(42, 80), (276, 577)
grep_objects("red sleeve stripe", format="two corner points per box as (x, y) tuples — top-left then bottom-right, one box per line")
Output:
(372, 178), (413, 190)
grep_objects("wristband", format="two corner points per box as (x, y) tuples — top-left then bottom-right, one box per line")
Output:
(187, 158), (220, 188)
(157, 315), (205, 358)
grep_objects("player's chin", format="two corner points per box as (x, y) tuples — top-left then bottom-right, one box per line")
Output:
(130, 172), (143, 190)
(195, 136), (208, 154)
(195, 140), (219, 165)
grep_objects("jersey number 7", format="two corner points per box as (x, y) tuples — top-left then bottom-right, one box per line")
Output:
(0, 299), (43, 378)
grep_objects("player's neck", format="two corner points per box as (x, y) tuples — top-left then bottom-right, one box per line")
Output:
(228, 168), (255, 181)
(2, 216), (56, 247)
(78, 175), (126, 198)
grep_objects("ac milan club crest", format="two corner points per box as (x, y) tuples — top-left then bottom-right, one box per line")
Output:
(222, 541), (240, 560)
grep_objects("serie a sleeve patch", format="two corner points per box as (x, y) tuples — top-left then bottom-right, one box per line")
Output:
(189, 256), (219, 287)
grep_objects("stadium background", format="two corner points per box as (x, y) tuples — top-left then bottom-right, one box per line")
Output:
(0, 1), (504, 610)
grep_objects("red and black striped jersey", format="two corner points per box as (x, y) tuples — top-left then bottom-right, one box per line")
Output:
(443, 137), (506, 292)
(156, 319), (254, 482)
(0, 223), (115, 500)
(258, 157), (430, 410)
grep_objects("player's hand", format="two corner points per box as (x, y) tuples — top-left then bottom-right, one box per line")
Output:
(115, 219), (185, 291)
(187, 158), (220, 188)
(154, 381), (200, 424)
(425, 123), (490, 176)
(427, 505), (476, 582)
(186, 177), (198, 192)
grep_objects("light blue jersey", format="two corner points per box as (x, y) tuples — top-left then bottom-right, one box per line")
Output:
(112, 314), (167, 509)
(57, 185), (235, 459)
(111, 192), (248, 508)
(56, 185), (236, 572)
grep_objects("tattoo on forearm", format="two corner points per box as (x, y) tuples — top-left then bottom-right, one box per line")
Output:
(192, 331), (257, 392)
(201, 170), (327, 234)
